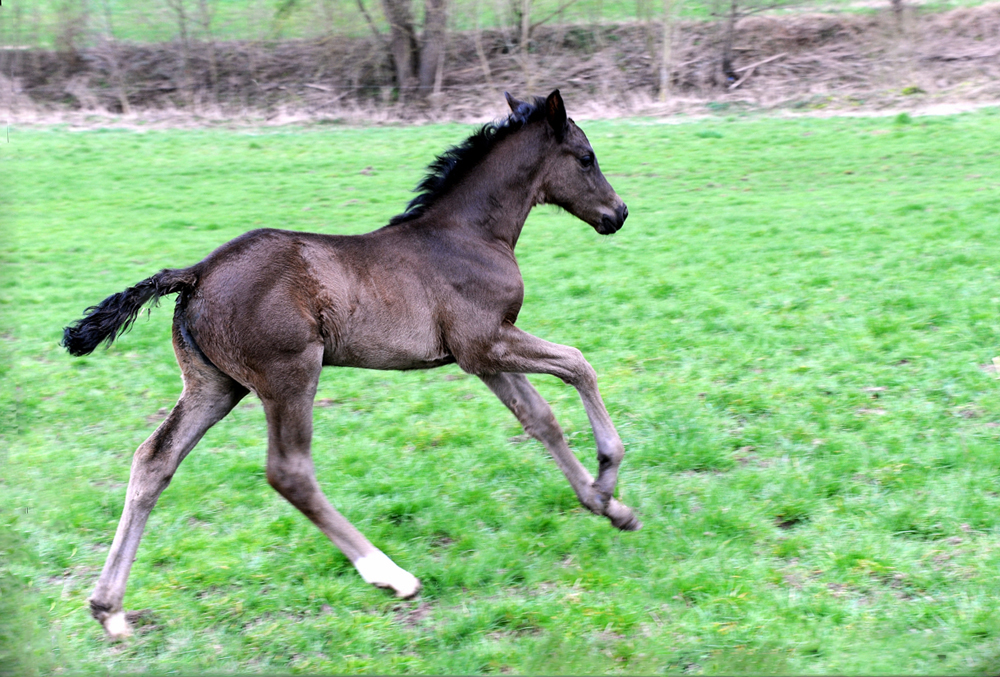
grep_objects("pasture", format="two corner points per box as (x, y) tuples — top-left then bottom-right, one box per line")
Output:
(3, 108), (1000, 674)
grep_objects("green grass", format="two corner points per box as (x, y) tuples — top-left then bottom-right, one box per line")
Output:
(3, 108), (1000, 674)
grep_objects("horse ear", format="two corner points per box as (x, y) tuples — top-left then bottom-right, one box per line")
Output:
(544, 89), (567, 142)
(505, 92), (524, 112)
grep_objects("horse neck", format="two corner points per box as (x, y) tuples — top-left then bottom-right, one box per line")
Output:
(434, 125), (548, 249)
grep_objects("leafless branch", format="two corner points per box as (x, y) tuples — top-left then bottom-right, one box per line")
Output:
(355, 0), (388, 48)
(733, 51), (786, 72)
(530, 0), (583, 32)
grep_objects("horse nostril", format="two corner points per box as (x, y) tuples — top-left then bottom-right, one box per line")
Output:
(621, 204), (629, 222)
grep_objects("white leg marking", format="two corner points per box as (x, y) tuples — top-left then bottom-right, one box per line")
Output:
(103, 611), (132, 640)
(354, 550), (421, 598)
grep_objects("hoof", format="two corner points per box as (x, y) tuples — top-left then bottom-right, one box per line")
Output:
(355, 550), (422, 599)
(90, 599), (133, 640)
(387, 576), (422, 600)
(102, 611), (133, 641)
(605, 499), (642, 531)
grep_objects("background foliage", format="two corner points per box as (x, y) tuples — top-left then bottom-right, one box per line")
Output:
(5, 0), (1000, 117)
(3, 0), (995, 48)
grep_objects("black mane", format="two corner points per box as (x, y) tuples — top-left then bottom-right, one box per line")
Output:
(389, 96), (548, 225)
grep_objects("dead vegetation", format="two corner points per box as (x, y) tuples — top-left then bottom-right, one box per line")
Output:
(1, 4), (999, 122)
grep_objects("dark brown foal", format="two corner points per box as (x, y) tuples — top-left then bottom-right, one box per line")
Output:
(64, 90), (637, 639)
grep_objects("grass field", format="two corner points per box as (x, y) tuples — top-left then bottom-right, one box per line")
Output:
(3, 107), (1000, 674)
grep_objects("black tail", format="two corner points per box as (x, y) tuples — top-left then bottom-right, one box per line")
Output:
(62, 268), (199, 357)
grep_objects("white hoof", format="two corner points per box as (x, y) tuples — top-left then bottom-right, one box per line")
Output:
(103, 611), (133, 640)
(354, 550), (421, 598)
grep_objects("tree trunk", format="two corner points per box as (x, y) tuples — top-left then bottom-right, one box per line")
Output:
(520, 0), (534, 91)
(719, 0), (739, 85)
(471, 0), (497, 94)
(659, 0), (674, 101)
(164, 0), (192, 100)
(891, 0), (904, 24)
(99, 0), (131, 114)
(418, 0), (447, 91)
(380, 0), (418, 95)
(195, 0), (219, 102)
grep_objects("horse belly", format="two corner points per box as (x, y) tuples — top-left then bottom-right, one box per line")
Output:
(322, 322), (453, 371)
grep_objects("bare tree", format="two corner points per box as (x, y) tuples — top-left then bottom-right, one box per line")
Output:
(500, 0), (582, 92)
(98, 0), (131, 113)
(891, 0), (904, 24)
(194, 0), (219, 100)
(377, 0), (449, 99)
(163, 0), (192, 97)
(53, 0), (90, 56)
(659, 0), (678, 100)
(419, 0), (448, 93)
(471, 0), (498, 95)
(518, 0), (533, 90)
(354, 0), (387, 46)
(710, 0), (798, 86)
(164, 0), (191, 52)
(379, 0), (419, 94)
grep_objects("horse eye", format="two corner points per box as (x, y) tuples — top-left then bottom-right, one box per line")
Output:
(579, 154), (595, 168)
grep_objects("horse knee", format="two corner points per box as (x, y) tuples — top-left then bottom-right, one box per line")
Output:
(266, 458), (315, 499)
(128, 443), (179, 508)
(599, 439), (625, 466)
(265, 465), (295, 493)
(266, 460), (327, 525)
(564, 350), (597, 388)
(522, 410), (562, 444)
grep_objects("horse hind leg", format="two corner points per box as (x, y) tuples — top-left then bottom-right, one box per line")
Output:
(88, 340), (247, 639)
(257, 351), (420, 599)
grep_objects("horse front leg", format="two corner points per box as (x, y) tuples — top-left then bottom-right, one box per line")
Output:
(469, 327), (640, 531)
(480, 372), (640, 531)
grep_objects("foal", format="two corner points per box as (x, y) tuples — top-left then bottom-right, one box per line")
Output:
(64, 90), (638, 639)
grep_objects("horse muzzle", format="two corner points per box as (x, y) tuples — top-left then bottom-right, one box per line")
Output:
(596, 203), (628, 235)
